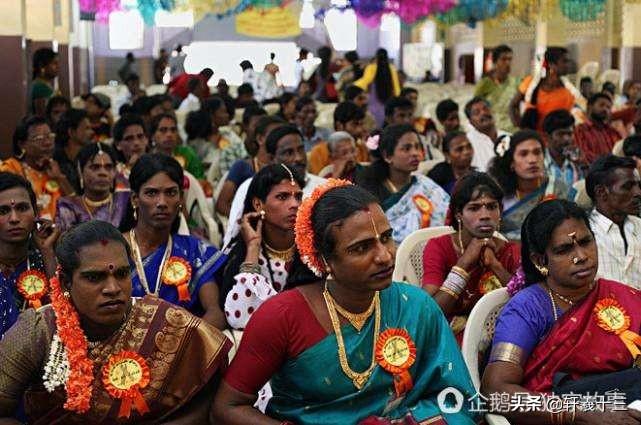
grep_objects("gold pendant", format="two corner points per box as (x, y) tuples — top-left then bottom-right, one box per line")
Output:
(353, 373), (370, 389)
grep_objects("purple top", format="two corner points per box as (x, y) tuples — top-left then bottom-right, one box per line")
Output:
(492, 283), (564, 359)
(55, 191), (130, 232)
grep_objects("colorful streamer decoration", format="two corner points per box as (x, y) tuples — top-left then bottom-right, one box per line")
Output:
(500, 0), (558, 25)
(137, 0), (176, 25)
(79, 0), (121, 22)
(436, 0), (508, 26)
(559, 0), (605, 21)
(386, 0), (455, 24)
(172, 0), (251, 20)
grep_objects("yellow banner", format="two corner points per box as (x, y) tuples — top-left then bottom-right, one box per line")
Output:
(236, 6), (301, 38)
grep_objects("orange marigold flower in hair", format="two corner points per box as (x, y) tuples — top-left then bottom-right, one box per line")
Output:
(294, 178), (352, 276)
(49, 272), (94, 413)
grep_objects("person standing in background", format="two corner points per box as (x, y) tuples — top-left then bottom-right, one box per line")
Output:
(354, 48), (401, 128)
(118, 52), (136, 83)
(474, 45), (520, 133)
(169, 44), (186, 79)
(31, 48), (59, 117)
(153, 48), (169, 84)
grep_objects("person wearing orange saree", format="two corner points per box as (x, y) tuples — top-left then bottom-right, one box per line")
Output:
(509, 47), (577, 132)
(2, 116), (75, 220)
(482, 199), (641, 424)
(0, 220), (230, 424)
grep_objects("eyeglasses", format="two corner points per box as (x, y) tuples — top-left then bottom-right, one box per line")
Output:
(29, 133), (55, 143)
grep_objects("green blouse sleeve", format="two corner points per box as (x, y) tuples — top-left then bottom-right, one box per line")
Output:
(175, 146), (205, 179)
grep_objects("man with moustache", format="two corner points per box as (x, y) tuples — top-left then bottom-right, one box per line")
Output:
(465, 97), (509, 172)
(586, 155), (641, 288)
(542, 109), (585, 187)
(574, 93), (621, 163)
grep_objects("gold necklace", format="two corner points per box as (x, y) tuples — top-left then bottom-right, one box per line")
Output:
(326, 287), (377, 331)
(129, 230), (172, 296)
(82, 194), (112, 208)
(385, 178), (399, 193)
(323, 284), (380, 389)
(264, 242), (295, 262)
(82, 194), (113, 219)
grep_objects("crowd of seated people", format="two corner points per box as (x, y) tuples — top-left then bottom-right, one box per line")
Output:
(0, 43), (640, 424)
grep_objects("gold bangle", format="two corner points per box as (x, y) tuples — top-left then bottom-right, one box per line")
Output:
(451, 266), (470, 281)
(439, 287), (460, 299)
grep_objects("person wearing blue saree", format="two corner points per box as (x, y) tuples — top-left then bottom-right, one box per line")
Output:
(355, 124), (450, 245)
(120, 153), (227, 329)
(213, 181), (476, 425)
(489, 129), (569, 241)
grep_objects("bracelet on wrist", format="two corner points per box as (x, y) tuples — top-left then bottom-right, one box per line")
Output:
(239, 262), (261, 274)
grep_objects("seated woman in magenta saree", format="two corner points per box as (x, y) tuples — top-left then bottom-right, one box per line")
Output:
(482, 199), (641, 424)
(214, 181), (476, 425)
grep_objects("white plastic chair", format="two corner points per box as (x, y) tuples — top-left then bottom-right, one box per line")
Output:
(392, 226), (455, 286)
(184, 171), (222, 246)
(461, 287), (511, 425)
(393, 227), (510, 286)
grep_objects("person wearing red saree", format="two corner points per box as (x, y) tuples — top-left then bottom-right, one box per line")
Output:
(482, 199), (641, 424)
(0, 220), (230, 424)
(422, 172), (520, 341)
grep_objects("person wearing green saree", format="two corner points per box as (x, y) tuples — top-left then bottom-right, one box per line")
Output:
(213, 181), (476, 425)
(489, 130), (569, 241)
(149, 113), (205, 179)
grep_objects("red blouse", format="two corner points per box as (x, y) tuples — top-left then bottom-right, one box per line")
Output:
(224, 288), (329, 394)
(422, 234), (521, 317)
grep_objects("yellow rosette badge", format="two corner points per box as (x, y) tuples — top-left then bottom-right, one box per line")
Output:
(44, 180), (60, 194)
(162, 257), (192, 301)
(17, 270), (48, 309)
(375, 329), (417, 397)
(594, 298), (641, 359)
(411, 194), (433, 229)
(102, 351), (151, 418)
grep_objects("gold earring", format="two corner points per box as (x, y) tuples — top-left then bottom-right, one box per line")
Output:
(178, 204), (183, 212)
(133, 207), (138, 221)
(535, 264), (549, 277)
(260, 210), (266, 219)
(63, 291), (70, 299)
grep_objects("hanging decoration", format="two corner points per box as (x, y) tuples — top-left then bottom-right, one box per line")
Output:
(435, 0), (508, 26)
(559, 0), (605, 21)
(499, 0), (557, 25)
(79, 0), (121, 22)
(236, 4), (302, 37)
(386, 0), (455, 24)
(136, 0), (175, 25)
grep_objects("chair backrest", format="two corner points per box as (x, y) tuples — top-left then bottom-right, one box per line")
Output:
(461, 287), (509, 389)
(461, 287), (512, 425)
(183, 171), (222, 246)
(392, 226), (455, 285)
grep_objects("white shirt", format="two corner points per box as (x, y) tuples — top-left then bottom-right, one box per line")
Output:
(589, 209), (641, 289)
(223, 173), (327, 246)
(466, 126), (509, 172)
(177, 93), (200, 114)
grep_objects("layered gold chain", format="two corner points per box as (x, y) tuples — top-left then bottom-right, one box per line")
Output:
(323, 284), (380, 389)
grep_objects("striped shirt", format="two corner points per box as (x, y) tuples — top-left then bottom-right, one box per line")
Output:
(589, 209), (641, 289)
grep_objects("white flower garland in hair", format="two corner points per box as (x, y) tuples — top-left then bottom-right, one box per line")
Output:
(43, 333), (70, 393)
(495, 135), (512, 158)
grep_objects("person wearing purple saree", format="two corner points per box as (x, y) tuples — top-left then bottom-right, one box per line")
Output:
(55, 143), (129, 232)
